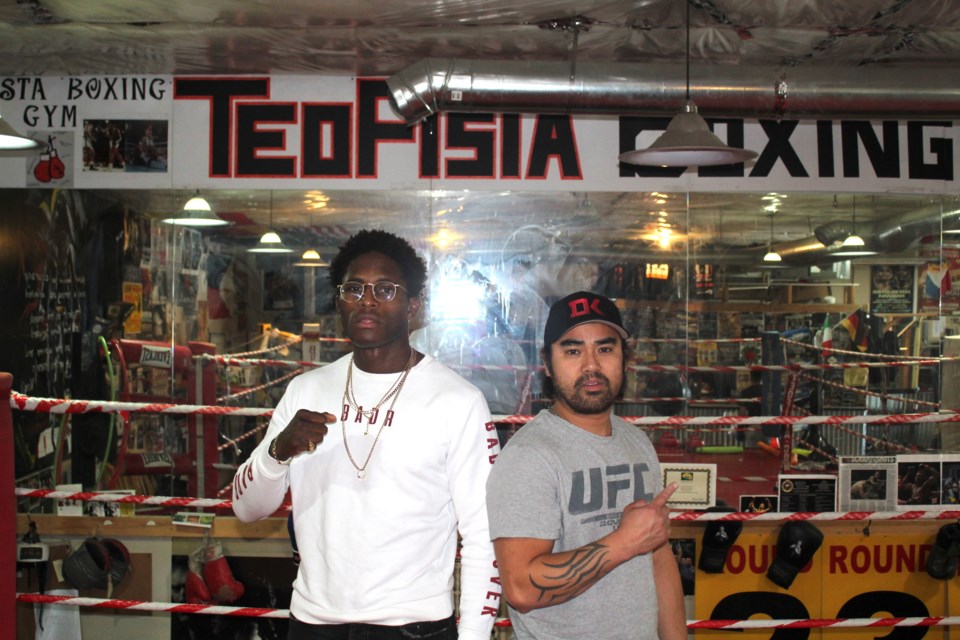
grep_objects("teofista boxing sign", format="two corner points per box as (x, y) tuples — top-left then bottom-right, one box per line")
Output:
(1, 74), (958, 193)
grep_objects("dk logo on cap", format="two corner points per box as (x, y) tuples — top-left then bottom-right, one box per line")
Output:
(544, 291), (629, 348)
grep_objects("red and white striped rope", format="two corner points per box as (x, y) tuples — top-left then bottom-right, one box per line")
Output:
(14, 488), (239, 510)
(798, 371), (940, 409)
(16, 593), (288, 618)
(218, 368), (304, 403)
(491, 412), (960, 426)
(817, 419), (918, 454)
(201, 355), (333, 369)
(11, 392), (958, 427)
(780, 337), (938, 361)
(199, 353), (944, 374)
(10, 392), (275, 417)
(14, 594), (960, 629)
(686, 617), (960, 630)
(13, 488), (960, 521)
(217, 421), (269, 452)
(628, 360), (942, 373)
(224, 336), (303, 359)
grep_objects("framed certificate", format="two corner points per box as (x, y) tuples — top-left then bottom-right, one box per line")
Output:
(661, 463), (717, 509)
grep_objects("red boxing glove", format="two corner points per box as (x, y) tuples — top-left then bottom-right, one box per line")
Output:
(50, 150), (65, 180)
(202, 543), (245, 604)
(34, 156), (51, 183)
(185, 569), (212, 604)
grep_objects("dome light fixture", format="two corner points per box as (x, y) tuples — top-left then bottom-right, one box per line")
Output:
(762, 214), (782, 263)
(294, 248), (329, 268)
(832, 195), (877, 257)
(248, 191), (293, 253)
(618, 2), (757, 168)
(162, 190), (228, 227)
(0, 112), (45, 156)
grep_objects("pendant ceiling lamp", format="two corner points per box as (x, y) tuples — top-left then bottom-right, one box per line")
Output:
(762, 214), (782, 263)
(294, 212), (329, 267)
(249, 191), (293, 253)
(0, 112), (45, 156)
(293, 248), (330, 268)
(618, 2), (758, 168)
(162, 190), (228, 227)
(832, 195), (877, 257)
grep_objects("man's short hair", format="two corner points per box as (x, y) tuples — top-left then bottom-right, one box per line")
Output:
(329, 229), (427, 297)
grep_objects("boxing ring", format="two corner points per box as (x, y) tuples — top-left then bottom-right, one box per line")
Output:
(8, 329), (960, 637)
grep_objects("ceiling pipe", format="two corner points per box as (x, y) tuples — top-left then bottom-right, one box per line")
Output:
(386, 58), (960, 124)
(767, 202), (960, 264)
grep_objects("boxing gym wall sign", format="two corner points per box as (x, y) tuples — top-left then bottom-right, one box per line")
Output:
(695, 531), (952, 640)
(0, 74), (958, 194)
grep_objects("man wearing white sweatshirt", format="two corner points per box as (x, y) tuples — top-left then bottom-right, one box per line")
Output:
(233, 229), (501, 640)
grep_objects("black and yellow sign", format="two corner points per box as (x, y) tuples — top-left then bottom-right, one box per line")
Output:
(695, 531), (951, 639)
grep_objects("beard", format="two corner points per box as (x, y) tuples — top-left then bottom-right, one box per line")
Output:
(554, 372), (621, 415)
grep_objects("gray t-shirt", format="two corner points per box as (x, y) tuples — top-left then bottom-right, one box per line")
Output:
(486, 409), (663, 640)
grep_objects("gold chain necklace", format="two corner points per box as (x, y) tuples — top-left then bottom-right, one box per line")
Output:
(344, 351), (412, 433)
(341, 351), (416, 479)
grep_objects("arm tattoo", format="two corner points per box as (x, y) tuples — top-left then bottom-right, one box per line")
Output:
(529, 542), (611, 605)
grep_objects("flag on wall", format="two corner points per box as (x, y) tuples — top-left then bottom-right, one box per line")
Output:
(925, 263), (953, 300)
(820, 314), (833, 357)
(839, 308), (869, 352)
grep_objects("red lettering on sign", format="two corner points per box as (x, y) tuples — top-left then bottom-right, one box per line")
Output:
(829, 543), (930, 574)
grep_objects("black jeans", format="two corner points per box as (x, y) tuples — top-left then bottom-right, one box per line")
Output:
(288, 614), (458, 640)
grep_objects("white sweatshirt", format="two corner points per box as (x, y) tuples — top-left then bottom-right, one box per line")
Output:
(232, 354), (501, 640)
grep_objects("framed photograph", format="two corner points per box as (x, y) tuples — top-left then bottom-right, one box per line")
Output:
(942, 454), (960, 506)
(778, 474), (837, 512)
(661, 463), (717, 509)
(896, 454), (943, 509)
(739, 494), (778, 513)
(870, 265), (915, 314)
(839, 456), (897, 511)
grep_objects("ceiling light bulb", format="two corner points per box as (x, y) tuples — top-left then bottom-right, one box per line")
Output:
(294, 248), (330, 268)
(183, 195), (212, 212)
(0, 115), (45, 154)
(763, 250), (782, 262)
(841, 233), (866, 247)
(162, 191), (227, 226)
(259, 231), (283, 244)
(248, 230), (294, 253)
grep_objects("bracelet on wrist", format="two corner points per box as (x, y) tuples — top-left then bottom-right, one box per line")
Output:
(269, 435), (293, 465)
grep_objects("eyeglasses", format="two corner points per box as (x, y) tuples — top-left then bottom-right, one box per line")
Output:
(338, 281), (408, 303)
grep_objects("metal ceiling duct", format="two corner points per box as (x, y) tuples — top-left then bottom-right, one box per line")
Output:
(771, 202), (960, 264)
(386, 58), (960, 124)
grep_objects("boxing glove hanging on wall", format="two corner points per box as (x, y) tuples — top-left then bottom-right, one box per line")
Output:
(698, 506), (743, 574)
(926, 523), (960, 580)
(767, 521), (824, 589)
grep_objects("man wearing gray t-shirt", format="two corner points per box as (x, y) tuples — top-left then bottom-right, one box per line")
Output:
(487, 291), (686, 640)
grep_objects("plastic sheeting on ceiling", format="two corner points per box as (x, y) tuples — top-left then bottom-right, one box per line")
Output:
(3, 0), (960, 76)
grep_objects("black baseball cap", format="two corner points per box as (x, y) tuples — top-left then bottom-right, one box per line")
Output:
(543, 291), (629, 349)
